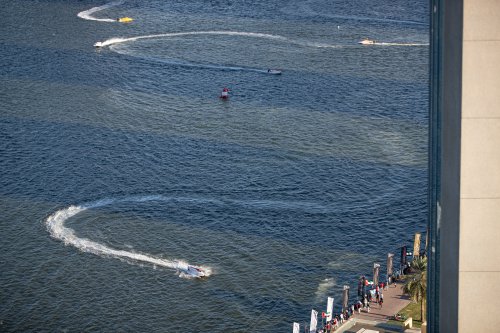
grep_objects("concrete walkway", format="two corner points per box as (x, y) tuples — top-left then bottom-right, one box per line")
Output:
(354, 282), (411, 322)
(334, 282), (413, 333)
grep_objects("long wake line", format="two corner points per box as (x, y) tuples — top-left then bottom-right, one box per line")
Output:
(93, 30), (426, 73)
(45, 196), (212, 278)
(95, 31), (290, 48)
(77, 1), (123, 22)
(94, 30), (428, 49)
(96, 31), (302, 73)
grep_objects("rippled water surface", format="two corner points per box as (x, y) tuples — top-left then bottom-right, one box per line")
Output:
(0, 0), (428, 331)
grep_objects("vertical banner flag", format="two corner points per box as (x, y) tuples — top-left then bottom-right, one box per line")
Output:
(387, 253), (394, 280)
(373, 263), (380, 287)
(342, 285), (349, 311)
(309, 309), (318, 333)
(413, 232), (421, 258)
(326, 297), (334, 321)
(293, 322), (300, 333)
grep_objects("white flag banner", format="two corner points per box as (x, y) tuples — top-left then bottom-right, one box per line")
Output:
(309, 309), (318, 332)
(293, 322), (300, 333)
(326, 297), (334, 321)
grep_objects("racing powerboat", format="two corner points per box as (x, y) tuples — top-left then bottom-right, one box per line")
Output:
(267, 69), (282, 75)
(94, 41), (104, 48)
(117, 17), (133, 23)
(185, 265), (207, 278)
(358, 38), (375, 45)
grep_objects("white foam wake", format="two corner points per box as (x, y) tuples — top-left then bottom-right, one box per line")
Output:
(96, 30), (349, 50)
(77, 1), (123, 22)
(315, 278), (336, 301)
(95, 30), (427, 53)
(96, 37), (131, 47)
(45, 196), (212, 278)
(98, 30), (290, 48)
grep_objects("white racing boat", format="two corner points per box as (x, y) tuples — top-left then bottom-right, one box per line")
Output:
(184, 265), (207, 278)
(358, 38), (375, 45)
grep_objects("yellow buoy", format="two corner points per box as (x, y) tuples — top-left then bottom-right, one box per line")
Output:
(117, 17), (133, 23)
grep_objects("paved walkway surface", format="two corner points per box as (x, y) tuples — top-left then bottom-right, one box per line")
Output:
(333, 282), (414, 333)
(354, 282), (411, 323)
(338, 321), (420, 333)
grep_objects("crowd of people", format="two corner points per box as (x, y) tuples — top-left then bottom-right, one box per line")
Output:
(314, 275), (400, 333)
(359, 278), (388, 310)
(317, 307), (354, 333)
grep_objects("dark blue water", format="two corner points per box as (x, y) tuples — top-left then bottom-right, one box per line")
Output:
(0, 0), (428, 331)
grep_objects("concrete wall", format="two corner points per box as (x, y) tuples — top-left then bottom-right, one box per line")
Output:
(459, 0), (500, 331)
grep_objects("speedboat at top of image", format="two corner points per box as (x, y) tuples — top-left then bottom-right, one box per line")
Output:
(267, 69), (282, 75)
(117, 17), (133, 23)
(358, 38), (375, 45)
(185, 265), (207, 278)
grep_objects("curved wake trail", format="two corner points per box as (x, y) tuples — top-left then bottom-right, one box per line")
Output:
(77, 1), (123, 22)
(94, 30), (346, 71)
(98, 31), (290, 47)
(95, 30), (426, 50)
(96, 31), (294, 72)
(45, 196), (212, 278)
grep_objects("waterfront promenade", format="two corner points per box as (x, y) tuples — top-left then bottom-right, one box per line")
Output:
(336, 282), (418, 333)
